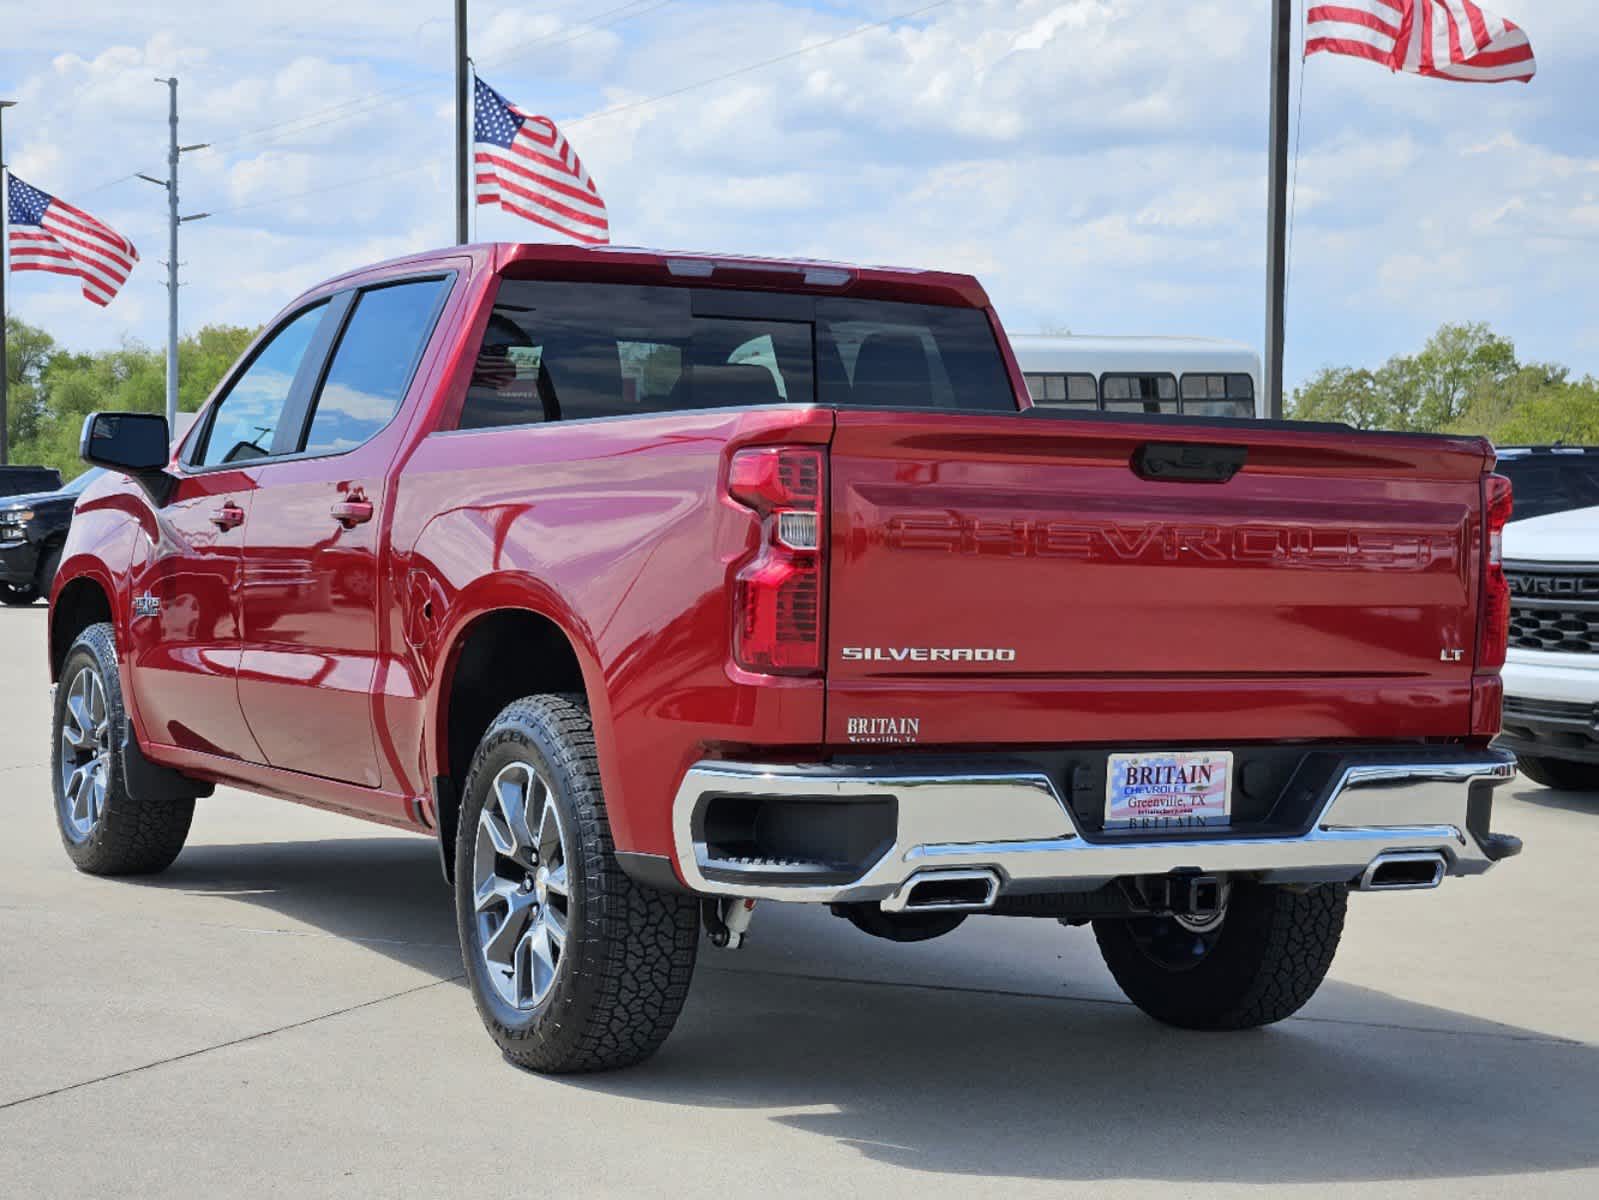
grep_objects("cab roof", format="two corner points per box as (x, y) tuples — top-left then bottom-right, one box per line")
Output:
(319, 242), (992, 310)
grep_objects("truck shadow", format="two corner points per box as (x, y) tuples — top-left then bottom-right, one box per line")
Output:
(140, 833), (1599, 1187)
(1505, 783), (1598, 816)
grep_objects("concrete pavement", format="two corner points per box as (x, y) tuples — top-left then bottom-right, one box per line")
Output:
(2, 603), (1597, 1197)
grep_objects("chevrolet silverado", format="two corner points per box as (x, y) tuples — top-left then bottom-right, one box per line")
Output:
(49, 242), (1521, 1073)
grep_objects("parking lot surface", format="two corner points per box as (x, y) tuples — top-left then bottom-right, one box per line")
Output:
(1, 604), (1596, 1198)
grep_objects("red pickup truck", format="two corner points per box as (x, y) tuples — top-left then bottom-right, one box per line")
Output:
(50, 242), (1520, 1074)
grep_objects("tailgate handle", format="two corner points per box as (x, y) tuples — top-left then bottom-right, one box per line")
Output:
(1132, 443), (1247, 484)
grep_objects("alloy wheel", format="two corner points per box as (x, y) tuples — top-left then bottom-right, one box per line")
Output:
(471, 760), (572, 1010)
(58, 664), (111, 843)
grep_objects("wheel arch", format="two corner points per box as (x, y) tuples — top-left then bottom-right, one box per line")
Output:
(428, 590), (609, 881)
(50, 570), (116, 683)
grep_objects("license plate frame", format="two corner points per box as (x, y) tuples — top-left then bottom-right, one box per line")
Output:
(1104, 750), (1233, 832)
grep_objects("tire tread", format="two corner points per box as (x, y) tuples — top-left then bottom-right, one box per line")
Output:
(1094, 882), (1347, 1031)
(54, 622), (193, 875)
(457, 694), (698, 1073)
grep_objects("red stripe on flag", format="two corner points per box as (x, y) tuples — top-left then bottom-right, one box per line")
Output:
(473, 167), (609, 232)
(493, 196), (608, 246)
(506, 136), (596, 191)
(481, 147), (605, 210)
(1307, 5), (1402, 38)
(44, 208), (138, 261)
(1463, 1), (1492, 48)
(1461, 42), (1534, 68)
(1306, 36), (1398, 66)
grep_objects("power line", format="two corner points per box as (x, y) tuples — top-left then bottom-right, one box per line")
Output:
(195, 0), (670, 158)
(566, 0), (953, 130)
(205, 0), (956, 221)
(67, 1), (669, 199)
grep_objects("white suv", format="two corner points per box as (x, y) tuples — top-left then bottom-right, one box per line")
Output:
(1495, 447), (1599, 791)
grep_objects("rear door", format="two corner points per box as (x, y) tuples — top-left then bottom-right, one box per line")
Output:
(236, 275), (452, 788)
(825, 412), (1489, 746)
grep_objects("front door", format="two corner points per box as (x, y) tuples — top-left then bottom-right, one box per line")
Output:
(124, 298), (334, 761)
(123, 473), (257, 758)
(236, 277), (452, 787)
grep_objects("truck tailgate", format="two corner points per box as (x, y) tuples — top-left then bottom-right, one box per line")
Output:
(825, 411), (1490, 746)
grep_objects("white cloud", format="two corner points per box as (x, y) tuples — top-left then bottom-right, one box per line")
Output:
(0, 0), (1594, 390)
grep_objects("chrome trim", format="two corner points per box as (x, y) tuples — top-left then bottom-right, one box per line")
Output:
(881, 869), (1000, 914)
(670, 755), (1518, 905)
(1357, 851), (1447, 892)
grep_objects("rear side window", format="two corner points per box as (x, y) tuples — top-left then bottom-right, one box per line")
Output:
(815, 298), (1014, 411)
(459, 281), (1016, 429)
(302, 279), (448, 456)
(197, 302), (327, 467)
(1180, 373), (1255, 419)
(462, 282), (812, 428)
(1102, 372), (1177, 415)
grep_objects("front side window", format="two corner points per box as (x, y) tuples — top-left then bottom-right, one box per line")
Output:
(196, 303), (327, 467)
(1102, 372), (1177, 415)
(1180, 372), (1255, 419)
(302, 279), (449, 456)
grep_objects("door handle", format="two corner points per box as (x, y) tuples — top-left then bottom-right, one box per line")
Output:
(331, 499), (374, 529)
(210, 503), (245, 531)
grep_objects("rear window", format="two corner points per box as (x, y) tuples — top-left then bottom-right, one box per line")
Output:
(459, 281), (1015, 429)
(1495, 452), (1599, 522)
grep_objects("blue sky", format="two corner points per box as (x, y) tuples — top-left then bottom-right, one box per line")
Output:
(3, 0), (1596, 391)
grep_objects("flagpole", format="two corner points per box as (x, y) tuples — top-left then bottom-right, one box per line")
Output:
(1264, 0), (1292, 420)
(0, 99), (15, 466)
(454, 0), (470, 244)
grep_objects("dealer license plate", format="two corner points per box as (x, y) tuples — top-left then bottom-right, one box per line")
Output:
(1105, 751), (1233, 831)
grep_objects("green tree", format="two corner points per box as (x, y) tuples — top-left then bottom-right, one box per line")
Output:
(6, 323), (257, 480)
(1292, 320), (1599, 446)
(178, 325), (258, 411)
(1288, 365), (1395, 430)
(1405, 321), (1518, 430)
(4, 314), (58, 449)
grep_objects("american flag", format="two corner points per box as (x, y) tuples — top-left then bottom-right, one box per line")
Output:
(5, 172), (140, 307)
(1307, 1), (1536, 83)
(473, 75), (610, 245)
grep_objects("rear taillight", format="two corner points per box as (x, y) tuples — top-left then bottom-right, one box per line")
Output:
(1476, 472), (1514, 672)
(728, 447), (825, 675)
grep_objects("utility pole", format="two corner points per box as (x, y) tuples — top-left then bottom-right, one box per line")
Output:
(0, 100), (15, 465)
(1264, 0), (1293, 420)
(140, 79), (208, 431)
(455, 0), (470, 244)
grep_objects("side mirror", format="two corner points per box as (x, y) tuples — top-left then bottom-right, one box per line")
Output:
(80, 412), (175, 505)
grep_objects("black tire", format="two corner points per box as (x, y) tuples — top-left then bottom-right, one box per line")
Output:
(1518, 756), (1599, 793)
(1093, 881), (1347, 1031)
(454, 694), (699, 1073)
(35, 543), (62, 600)
(1, 582), (38, 606)
(51, 622), (194, 874)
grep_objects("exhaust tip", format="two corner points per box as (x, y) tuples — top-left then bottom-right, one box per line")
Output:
(883, 869), (1000, 913)
(1358, 852), (1446, 892)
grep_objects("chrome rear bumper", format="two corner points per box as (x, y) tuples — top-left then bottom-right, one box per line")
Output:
(671, 752), (1519, 905)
